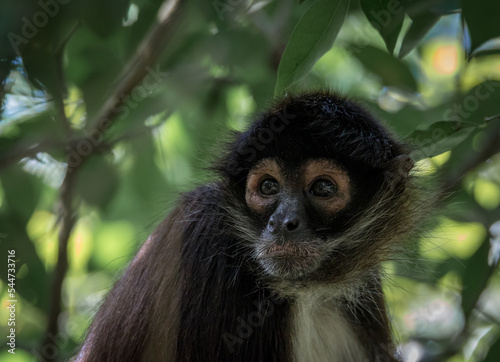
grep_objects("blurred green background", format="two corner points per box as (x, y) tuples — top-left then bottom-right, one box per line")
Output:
(1, 0), (500, 361)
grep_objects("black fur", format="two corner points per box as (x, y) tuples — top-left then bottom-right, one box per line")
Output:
(177, 186), (292, 362)
(219, 92), (407, 181)
(77, 91), (425, 361)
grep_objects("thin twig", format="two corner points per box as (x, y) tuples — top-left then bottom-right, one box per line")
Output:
(0, 139), (63, 170)
(40, 168), (79, 361)
(39, 20), (77, 362)
(54, 22), (80, 138)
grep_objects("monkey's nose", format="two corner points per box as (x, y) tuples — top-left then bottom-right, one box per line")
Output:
(267, 216), (301, 234)
(268, 219), (276, 233)
(285, 218), (299, 232)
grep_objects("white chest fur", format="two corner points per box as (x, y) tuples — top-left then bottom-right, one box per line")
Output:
(293, 298), (367, 362)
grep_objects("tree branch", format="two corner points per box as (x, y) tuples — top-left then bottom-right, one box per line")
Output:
(0, 139), (63, 170)
(86, 0), (181, 141)
(40, 167), (79, 361)
(37, 1), (183, 360)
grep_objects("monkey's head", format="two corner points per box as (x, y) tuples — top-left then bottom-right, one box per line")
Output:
(218, 91), (418, 289)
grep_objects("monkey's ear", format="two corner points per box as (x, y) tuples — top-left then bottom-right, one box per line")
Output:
(383, 155), (414, 189)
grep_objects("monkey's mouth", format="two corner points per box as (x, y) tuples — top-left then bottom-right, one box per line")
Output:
(255, 242), (323, 279)
(258, 243), (320, 259)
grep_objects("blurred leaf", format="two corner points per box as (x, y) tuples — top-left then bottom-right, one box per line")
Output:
(466, 81), (500, 122)
(0, 166), (41, 223)
(14, 108), (61, 141)
(371, 104), (425, 137)
(399, 12), (440, 58)
(470, 39), (500, 58)
(0, 138), (18, 160)
(0, 108), (63, 168)
(128, 134), (169, 216)
(350, 45), (418, 91)
(22, 46), (59, 96)
(439, 81), (500, 136)
(103, 92), (170, 140)
(443, 189), (487, 225)
(429, 0), (460, 15)
(12, 2), (79, 95)
(394, 257), (460, 285)
(274, 0), (350, 95)
(483, 331), (500, 362)
(91, 221), (135, 270)
(408, 121), (478, 160)
(462, 0), (500, 54)
(0, 2), (38, 59)
(432, 257), (464, 283)
(359, 0), (405, 54)
(376, 102), (462, 138)
(71, 0), (130, 38)
(0, 58), (15, 93)
(199, 0), (247, 28)
(65, 27), (124, 116)
(0, 214), (48, 309)
(460, 235), (491, 319)
(400, 0), (458, 18)
(75, 156), (119, 210)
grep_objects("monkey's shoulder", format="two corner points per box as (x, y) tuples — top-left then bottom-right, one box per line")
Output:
(177, 183), (232, 218)
(171, 183), (238, 240)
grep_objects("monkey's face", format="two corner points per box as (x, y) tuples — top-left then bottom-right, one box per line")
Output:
(245, 157), (353, 280)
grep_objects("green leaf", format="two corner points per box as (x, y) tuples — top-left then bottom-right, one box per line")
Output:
(359, 0), (405, 54)
(65, 27), (124, 117)
(443, 189), (487, 224)
(460, 236), (491, 319)
(375, 102), (461, 138)
(22, 46), (59, 96)
(466, 81), (500, 122)
(350, 45), (418, 91)
(407, 121), (478, 160)
(469, 37), (500, 58)
(442, 81), (500, 126)
(0, 166), (41, 223)
(462, 0), (500, 54)
(432, 257), (465, 284)
(429, 0), (460, 15)
(399, 12), (440, 58)
(69, 0), (130, 38)
(0, 215), (49, 309)
(274, 0), (350, 96)
(367, 103), (425, 137)
(483, 335), (500, 362)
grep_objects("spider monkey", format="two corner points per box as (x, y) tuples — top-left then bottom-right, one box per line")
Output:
(77, 91), (427, 361)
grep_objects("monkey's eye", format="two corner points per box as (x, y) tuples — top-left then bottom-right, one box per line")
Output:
(310, 179), (337, 198)
(259, 178), (280, 196)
